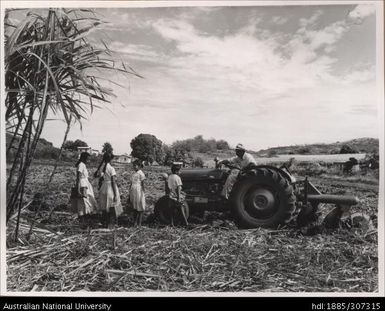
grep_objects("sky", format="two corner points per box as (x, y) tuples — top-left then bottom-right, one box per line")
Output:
(30, 3), (378, 154)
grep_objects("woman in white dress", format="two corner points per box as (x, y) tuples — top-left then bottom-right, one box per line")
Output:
(72, 152), (98, 226)
(98, 153), (123, 228)
(129, 160), (146, 227)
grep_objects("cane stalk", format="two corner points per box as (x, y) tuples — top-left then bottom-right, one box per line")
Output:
(5, 8), (142, 239)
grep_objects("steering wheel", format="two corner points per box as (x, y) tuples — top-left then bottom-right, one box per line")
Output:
(218, 161), (240, 171)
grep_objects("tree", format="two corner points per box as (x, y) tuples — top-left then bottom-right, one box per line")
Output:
(162, 145), (173, 166)
(63, 140), (74, 151)
(340, 144), (358, 154)
(267, 150), (278, 157)
(171, 136), (230, 154)
(216, 139), (230, 150)
(193, 157), (204, 168)
(72, 139), (88, 151)
(102, 142), (113, 154)
(63, 139), (88, 151)
(297, 146), (311, 154)
(34, 145), (60, 159)
(130, 134), (164, 164)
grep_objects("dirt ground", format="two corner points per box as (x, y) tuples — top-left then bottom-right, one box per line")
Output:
(6, 162), (380, 292)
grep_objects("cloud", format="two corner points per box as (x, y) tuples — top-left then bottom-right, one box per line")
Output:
(150, 19), (294, 95)
(150, 13), (374, 101)
(306, 21), (348, 50)
(282, 7), (375, 84)
(109, 41), (161, 62)
(294, 4), (375, 56)
(151, 19), (197, 44)
(294, 13), (351, 55)
(103, 5), (376, 93)
(298, 10), (323, 30)
(272, 15), (288, 25)
(348, 4), (376, 20)
(341, 67), (376, 84)
(104, 6), (376, 115)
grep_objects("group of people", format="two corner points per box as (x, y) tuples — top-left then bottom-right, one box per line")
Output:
(71, 143), (256, 229)
(71, 151), (188, 228)
(71, 152), (147, 228)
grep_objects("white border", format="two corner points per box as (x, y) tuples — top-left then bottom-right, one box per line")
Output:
(0, 0), (384, 298)
(0, 0), (7, 297)
(375, 0), (385, 298)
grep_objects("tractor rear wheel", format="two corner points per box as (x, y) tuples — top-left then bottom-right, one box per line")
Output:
(230, 168), (296, 229)
(154, 195), (190, 225)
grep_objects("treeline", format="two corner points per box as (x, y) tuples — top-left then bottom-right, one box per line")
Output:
(6, 134), (94, 162)
(7, 132), (230, 167)
(171, 135), (230, 153)
(130, 134), (230, 166)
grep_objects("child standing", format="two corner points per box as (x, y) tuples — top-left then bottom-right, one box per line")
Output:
(98, 153), (123, 228)
(129, 160), (146, 227)
(72, 152), (98, 226)
(94, 151), (113, 190)
(167, 163), (188, 226)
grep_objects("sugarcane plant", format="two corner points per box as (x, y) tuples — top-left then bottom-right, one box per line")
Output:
(5, 8), (141, 237)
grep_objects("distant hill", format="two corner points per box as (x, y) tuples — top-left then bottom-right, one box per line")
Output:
(6, 133), (60, 160)
(6, 133), (58, 149)
(255, 138), (379, 157)
(5, 133), (76, 161)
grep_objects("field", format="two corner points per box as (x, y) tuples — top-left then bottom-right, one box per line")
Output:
(6, 159), (380, 292)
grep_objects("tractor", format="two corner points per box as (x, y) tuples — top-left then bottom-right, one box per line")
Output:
(154, 159), (359, 228)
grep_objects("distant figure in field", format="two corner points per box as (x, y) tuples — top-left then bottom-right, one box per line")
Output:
(367, 153), (379, 169)
(280, 157), (296, 171)
(98, 153), (123, 228)
(343, 157), (358, 174)
(285, 157), (296, 169)
(129, 160), (146, 227)
(71, 152), (98, 226)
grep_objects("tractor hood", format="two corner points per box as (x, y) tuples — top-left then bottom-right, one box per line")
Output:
(180, 168), (227, 181)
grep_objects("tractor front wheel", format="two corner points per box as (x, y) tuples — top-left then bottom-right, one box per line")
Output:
(230, 168), (296, 229)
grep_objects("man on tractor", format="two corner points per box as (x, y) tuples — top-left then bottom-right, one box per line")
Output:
(218, 143), (257, 199)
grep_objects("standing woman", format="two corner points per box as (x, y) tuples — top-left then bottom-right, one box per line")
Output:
(73, 152), (98, 226)
(99, 153), (123, 228)
(129, 160), (146, 227)
(94, 151), (113, 190)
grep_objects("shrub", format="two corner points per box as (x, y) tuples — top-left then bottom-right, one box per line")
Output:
(297, 146), (311, 154)
(193, 157), (204, 168)
(34, 145), (60, 160)
(340, 144), (358, 154)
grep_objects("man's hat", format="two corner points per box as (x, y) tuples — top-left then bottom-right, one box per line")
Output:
(235, 143), (246, 151)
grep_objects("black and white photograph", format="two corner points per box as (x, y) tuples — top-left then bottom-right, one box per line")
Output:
(1, 1), (384, 295)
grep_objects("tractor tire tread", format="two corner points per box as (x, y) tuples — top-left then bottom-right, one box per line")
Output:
(230, 167), (296, 229)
